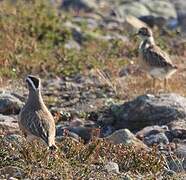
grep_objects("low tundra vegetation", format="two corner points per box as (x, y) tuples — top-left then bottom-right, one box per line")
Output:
(0, 135), (169, 179)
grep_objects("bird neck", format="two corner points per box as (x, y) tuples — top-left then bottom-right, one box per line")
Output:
(139, 36), (155, 50)
(27, 90), (44, 107)
(147, 36), (155, 45)
(143, 36), (155, 45)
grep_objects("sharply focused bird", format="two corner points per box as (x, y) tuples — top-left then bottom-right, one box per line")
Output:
(18, 75), (57, 150)
(137, 27), (177, 90)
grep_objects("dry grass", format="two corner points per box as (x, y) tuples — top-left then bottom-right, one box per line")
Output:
(0, 134), (170, 179)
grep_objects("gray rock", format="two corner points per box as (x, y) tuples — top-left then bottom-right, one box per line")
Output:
(117, 2), (150, 18)
(56, 125), (80, 142)
(142, 0), (177, 19)
(104, 161), (119, 174)
(144, 132), (169, 146)
(64, 39), (81, 50)
(135, 125), (182, 146)
(105, 129), (147, 149)
(136, 125), (169, 139)
(139, 15), (177, 29)
(0, 92), (23, 115)
(109, 93), (186, 132)
(61, 0), (98, 12)
(114, 0), (177, 29)
(170, 0), (186, 18)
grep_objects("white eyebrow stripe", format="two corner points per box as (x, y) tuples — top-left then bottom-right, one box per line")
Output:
(26, 77), (37, 90)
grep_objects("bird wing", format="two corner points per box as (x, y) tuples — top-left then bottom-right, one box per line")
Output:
(143, 45), (174, 68)
(22, 110), (55, 145)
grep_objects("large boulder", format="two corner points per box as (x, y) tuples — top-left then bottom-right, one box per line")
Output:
(117, 2), (150, 18)
(116, 0), (177, 19)
(104, 93), (186, 132)
(141, 0), (177, 19)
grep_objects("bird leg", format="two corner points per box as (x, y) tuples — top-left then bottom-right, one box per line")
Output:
(153, 78), (156, 89)
(164, 78), (168, 91)
(151, 78), (156, 93)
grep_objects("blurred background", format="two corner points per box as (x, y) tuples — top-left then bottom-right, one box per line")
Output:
(0, 0), (186, 98)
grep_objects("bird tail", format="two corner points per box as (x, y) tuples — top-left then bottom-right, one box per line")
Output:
(49, 144), (58, 151)
(47, 135), (57, 151)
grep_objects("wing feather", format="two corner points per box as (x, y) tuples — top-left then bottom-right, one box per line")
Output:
(21, 110), (54, 144)
(143, 45), (174, 68)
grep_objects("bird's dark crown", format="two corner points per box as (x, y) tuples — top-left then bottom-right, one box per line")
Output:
(26, 75), (40, 90)
(138, 27), (152, 37)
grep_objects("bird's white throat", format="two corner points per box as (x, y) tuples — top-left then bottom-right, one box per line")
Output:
(147, 36), (155, 44)
(139, 36), (155, 50)
(141, 36), (155, 44)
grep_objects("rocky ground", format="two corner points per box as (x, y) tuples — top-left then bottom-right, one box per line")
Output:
(0, 0), (186, 179)
(0, 74), (186, 179)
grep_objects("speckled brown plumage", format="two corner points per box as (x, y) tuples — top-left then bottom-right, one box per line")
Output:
(18, 75), (57, 150)
(137, 27), (177, 89)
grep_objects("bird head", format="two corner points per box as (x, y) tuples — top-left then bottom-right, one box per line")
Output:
(26, 75), (40, 92)
(136, 27), (153, 40)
